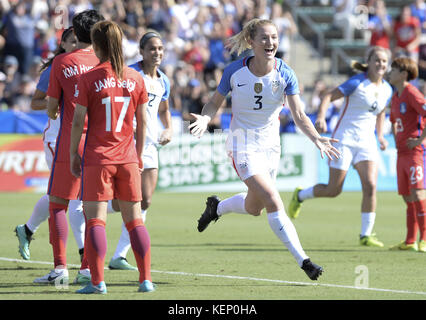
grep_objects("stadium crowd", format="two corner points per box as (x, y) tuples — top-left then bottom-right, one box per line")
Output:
(0, 0), (424, 133)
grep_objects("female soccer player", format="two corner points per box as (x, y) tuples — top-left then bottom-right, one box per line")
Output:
(15, 27), (86, 262)
(189, 18), (340, 281)
(70, 20), (153, 294)
(388, 57), (426, 252)
(107, 31), (172, 270)
(288, 46), (393, 248)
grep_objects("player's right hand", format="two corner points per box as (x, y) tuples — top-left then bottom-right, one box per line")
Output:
(70, 153), (82, 177)
(188, 113), (210, 138)
(314, 118), (327, 134)
(48, 108), (59, 120)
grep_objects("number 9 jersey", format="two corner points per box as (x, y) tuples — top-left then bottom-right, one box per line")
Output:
(75, 61), (148, 165)
(217, 57), (299, 152)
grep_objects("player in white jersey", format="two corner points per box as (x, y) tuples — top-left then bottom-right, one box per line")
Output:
(106, 31), (173, 270)
(190, 19), (340, 281)
(14, 28), (88, 271)
(288, 46), (393, 247)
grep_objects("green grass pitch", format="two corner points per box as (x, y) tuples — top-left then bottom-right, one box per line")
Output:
(0, 191), (425, 301)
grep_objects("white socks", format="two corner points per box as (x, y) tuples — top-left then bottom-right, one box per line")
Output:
(298, 187), (314, 202)
(217, 193), (248, 216)
(360, 212), (376, 237)
(267, 210), (309, 267)
(112, 222), (131, 260)
(26, 194), (50, 233)
(68, 200), (85, 250)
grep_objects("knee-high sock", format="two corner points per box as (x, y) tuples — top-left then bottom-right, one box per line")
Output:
(48, 202), (68, 268)
(26, 194), (50, 233)
(112, 222), (131, 260)
(68, 200), (85, 250)
(406, 201), (418, 244)
(85, 219), (107, 285)
(360, 212), (376, 237)
(126, 219), (151, 283)
(217, 193), (248, 216)
(414, 200), (426, 241)
(80, 212), (89, 270)
(267, 210), (309, 267)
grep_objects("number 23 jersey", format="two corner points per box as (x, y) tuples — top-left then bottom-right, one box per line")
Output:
(217, 57), (299, 151)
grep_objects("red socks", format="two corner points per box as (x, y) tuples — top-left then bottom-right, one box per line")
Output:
(85, 218), (107, 285)
(48, 202), (68, 268)
(413, 200), (426, 242)
(405, 202), (418, 244)
(126, 219), (152, 283)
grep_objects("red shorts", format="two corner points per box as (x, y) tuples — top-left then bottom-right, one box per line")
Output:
(397, 152), (426, 195)
(81, 163), (142, 202)
(48, 161), (81, 200)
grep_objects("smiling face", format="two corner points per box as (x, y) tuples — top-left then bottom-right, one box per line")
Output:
(140, 37), (164, 68)
(249, 23), (279, 62)
(367, 50), (389, 78)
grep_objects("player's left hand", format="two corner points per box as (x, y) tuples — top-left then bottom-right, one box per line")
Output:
(314, 137), (341, 160)
(407, 137), (421, 150)
(47, 107), (59, 120)
(70, 153), (82, 178)
(158, 128), (172, 145)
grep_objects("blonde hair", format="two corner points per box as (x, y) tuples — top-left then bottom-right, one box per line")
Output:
(226, 18), (276, 56)
(350, 46), (391, 72)
(91, 20), (124, 79)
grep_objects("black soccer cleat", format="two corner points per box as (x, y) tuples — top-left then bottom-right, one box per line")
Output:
(301, 258), (323, 280)
(197, 195), (220, 232)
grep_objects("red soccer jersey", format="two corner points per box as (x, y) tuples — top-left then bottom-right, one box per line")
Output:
(393, 17), (420, 52)
(75, 61), (148, 165)
(390, 83), (426, 154)
(47, 48), (99, 162)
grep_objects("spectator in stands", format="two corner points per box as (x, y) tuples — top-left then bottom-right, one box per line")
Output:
(0, 71), (8, 111)
(271, 3), (298, 62)
(332, 0), (358, 41)
(2, 55), (20, 108)
(368, 0), (392, 49)
(393, 5), (421, 63)
(10, 74), (33, 112)
(410, 0), (426, 34)
(1, 1), (36, 75)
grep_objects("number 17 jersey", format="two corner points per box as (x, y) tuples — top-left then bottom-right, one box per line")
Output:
(75, 61), (148, 165)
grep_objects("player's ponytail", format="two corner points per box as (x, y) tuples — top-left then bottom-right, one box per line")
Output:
(91, 20), (124, 79)
(226, 18), (277, 56)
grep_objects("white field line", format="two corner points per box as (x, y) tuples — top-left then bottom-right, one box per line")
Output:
(1, 256), (426, 297)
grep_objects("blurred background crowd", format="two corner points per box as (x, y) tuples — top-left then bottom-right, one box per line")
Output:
(0, 0), (423, 134)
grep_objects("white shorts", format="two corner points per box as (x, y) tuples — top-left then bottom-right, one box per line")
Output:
(329, 142), (378, 171)
(143, 143), (159, 169)
(229, 147), (281, 181)
(44, 141), (56, 170)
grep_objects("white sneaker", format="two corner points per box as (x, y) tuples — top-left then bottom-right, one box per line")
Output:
(33, 268), (69, 284)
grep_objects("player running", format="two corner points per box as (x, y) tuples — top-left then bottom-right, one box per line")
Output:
(190, 18), (340, 281)
(288, 46), (393, 248)
(388, 57), (426, 252)
(106, 31), (172, 270)
(70, 20), (152, 294)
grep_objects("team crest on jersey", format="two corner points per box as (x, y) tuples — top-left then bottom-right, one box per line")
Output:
(254, 83), (263, 94)
(271, 80), (280, 93)
(400, 102), (407, 114)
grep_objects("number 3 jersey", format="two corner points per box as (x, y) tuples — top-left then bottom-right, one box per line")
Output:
(75, 61), (148, 165)
(217, 57), (299, 152)
(390, 83), (426, 155)
(334, 73), (393, 147)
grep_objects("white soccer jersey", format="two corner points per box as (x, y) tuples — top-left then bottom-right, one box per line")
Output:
(218, 57), (299, 152)
(38, 66), (60, 144)
(333, 73), (393, 147)
(129, 62), (170, 146)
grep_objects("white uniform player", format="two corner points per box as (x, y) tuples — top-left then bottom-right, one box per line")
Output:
(330, 73), (393, 170)
(129, 62), (170, 168)
(218, 56), (299, 181)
